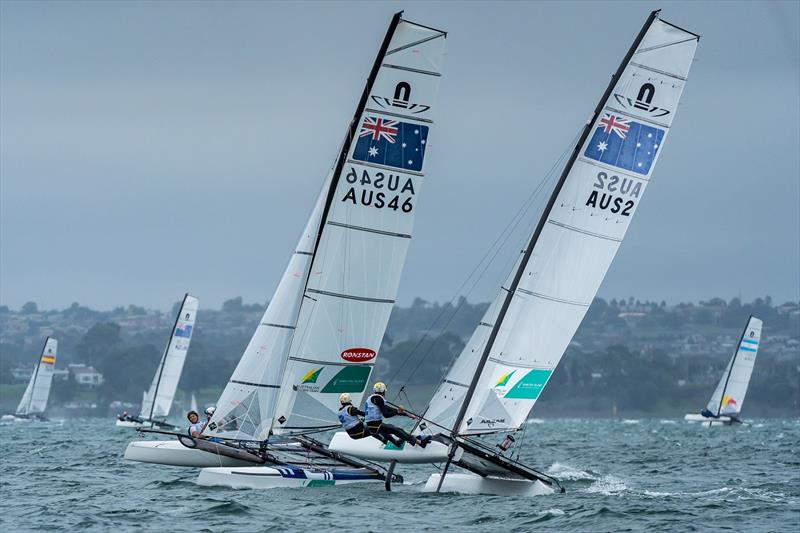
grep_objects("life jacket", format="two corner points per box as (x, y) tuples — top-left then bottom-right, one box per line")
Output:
(338, 404), (361, 430)
(364, 394), (383, 423)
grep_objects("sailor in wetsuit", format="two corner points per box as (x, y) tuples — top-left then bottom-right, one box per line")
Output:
(364, 382), (431, 448)
(338, 393), (386, 444)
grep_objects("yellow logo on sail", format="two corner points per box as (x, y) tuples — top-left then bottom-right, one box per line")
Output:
(301, 368), (323, 384)
(495, 370), (515, 387)
(721, 395), (737, 409)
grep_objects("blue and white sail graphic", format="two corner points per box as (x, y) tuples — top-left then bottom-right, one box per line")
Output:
(584, 113), (664, 175)
(352, 115), (429, 172)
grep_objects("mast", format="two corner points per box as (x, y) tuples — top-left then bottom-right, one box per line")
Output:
(447, 10), (662, 440)
(26, 337), (49, 415)
(308, 11), (403, 258)
(148, 292), (189, 423)
(715, 315), (752, 417)
(267, 12), (405, 435)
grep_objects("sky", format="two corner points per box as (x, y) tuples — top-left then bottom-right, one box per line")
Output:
(1, 0), (798, 312)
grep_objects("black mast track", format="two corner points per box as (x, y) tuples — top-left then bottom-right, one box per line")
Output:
(25, 336), (49, 415)
(273, 13), (402, 438)
(446, 10), (662, 443)
(148, 292), (189, 423)
(714, 315), (752, 417)
(309, 11), (403, 259)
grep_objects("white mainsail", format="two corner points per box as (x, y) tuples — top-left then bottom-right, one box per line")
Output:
(705, 316), (762, 417)
(425, 12), (698, 436)
(270, 17), (446, 434)
(140, 294), (199, 421)
(16, 337), (58, 416)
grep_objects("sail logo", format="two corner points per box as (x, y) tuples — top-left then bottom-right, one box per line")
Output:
(41, 354), (55, 365)
(341, 348), (376, 363)
(495, 370), (516, 388)
(175, 323), (193, 338)
(370, 81), (431, 115)
(352, 114), (429, 172)
(721, 395), (738, 410)
(613, 83), (671, 118)
(301, 368), (323, 384)
(584, 113), (664, 175)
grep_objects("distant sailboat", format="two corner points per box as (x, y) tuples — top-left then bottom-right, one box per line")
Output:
(124, 11), (447, 490)
(116, 294), (199, 429)
(685, 316), (762, 426)
(189, 393), (198, 415)
(2, 337), (58, 422)
(330, 10), (699, 496)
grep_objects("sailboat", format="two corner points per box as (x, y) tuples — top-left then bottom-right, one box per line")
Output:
(685, 316), (762, 427)
(189, 393), (198, 414)
(1, 337), (58, 422)
(125, 12), (447, 490)
(116, 294), (199, 429)
(330, 10), (699, 496)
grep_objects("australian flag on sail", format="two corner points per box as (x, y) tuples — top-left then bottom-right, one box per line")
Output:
(352, 115), (429, 172)
(174, 324), (192, 338)
(584, 113), (665, 175)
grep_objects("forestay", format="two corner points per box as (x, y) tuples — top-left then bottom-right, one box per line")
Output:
(205, 178), (329, 440)
(16, 337), (58, 416)
(705, 316), (762, 417)
(271, 16), (447, 434)
(426, 13), (699, 436)
(140, 294), (199, 421)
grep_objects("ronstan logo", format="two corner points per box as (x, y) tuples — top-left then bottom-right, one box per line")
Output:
(341, 348), (376, 362)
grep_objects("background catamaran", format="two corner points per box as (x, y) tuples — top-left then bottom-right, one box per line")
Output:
(685, 316), (762, 427)
(2, 337), (58, 422)
(126, 12), (447, 490)
(116, 293), (199, 429)
(330, 10), (699, 496)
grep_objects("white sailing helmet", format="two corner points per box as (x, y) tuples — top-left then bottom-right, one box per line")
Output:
(373, 382), (387, 394)
(339, 393), (351, 404)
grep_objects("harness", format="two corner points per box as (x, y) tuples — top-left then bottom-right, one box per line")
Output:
(364, 393), (384, 423)
(337, 404), (361, 430)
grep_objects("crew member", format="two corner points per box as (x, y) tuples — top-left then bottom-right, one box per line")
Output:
(364, 382), (430, 448)
(338, 393), (386, 443)
(187, 410), (205, 437)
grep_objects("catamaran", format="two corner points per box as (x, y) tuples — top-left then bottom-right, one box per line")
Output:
(2, 337), (58, 422)
(116, 294), (199, 429)
(330, 10), (699, 496)
(125, 12), (447, 489)
(685, 316), (762, 427)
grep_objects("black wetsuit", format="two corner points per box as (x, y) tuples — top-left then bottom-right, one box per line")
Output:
(364, 394), (417, 447)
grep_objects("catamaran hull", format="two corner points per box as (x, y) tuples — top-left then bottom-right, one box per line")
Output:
(124, 440), (255, 467)
(115, 419), (142, 428)
(197, 466), (383, 490)
(328, 432), (450, 464)
(1, 414), (46, 422)
(684, 413), (735, 426)
(423, 473), (553, 496)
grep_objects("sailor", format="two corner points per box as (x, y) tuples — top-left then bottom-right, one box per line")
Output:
(337, 393), (385, 442)
(187, 410), (205, 437)
(118, 410), (129, 422)
(364, 382), (431, 448)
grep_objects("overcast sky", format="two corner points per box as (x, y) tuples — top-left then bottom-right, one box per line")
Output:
(1, 0), (798, 312)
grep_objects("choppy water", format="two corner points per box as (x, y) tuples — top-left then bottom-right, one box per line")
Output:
(1, 418), (797, 532)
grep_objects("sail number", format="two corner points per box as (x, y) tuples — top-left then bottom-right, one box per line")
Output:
(585, 171), (643, 216)
(342, 167), (415, 213)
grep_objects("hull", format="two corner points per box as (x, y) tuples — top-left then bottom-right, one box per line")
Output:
(1, 414), (45, 422)
(124, 440), (255, 467)
(328, 431), (450, 464)
(197, 465), (383, 490)
(423, 473), (553, 496)
(684, 413), (734, 426)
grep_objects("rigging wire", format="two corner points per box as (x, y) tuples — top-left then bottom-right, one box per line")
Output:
(389, 131), (581, 400)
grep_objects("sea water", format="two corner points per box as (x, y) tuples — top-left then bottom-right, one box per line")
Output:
(0, 418), (797, 532)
